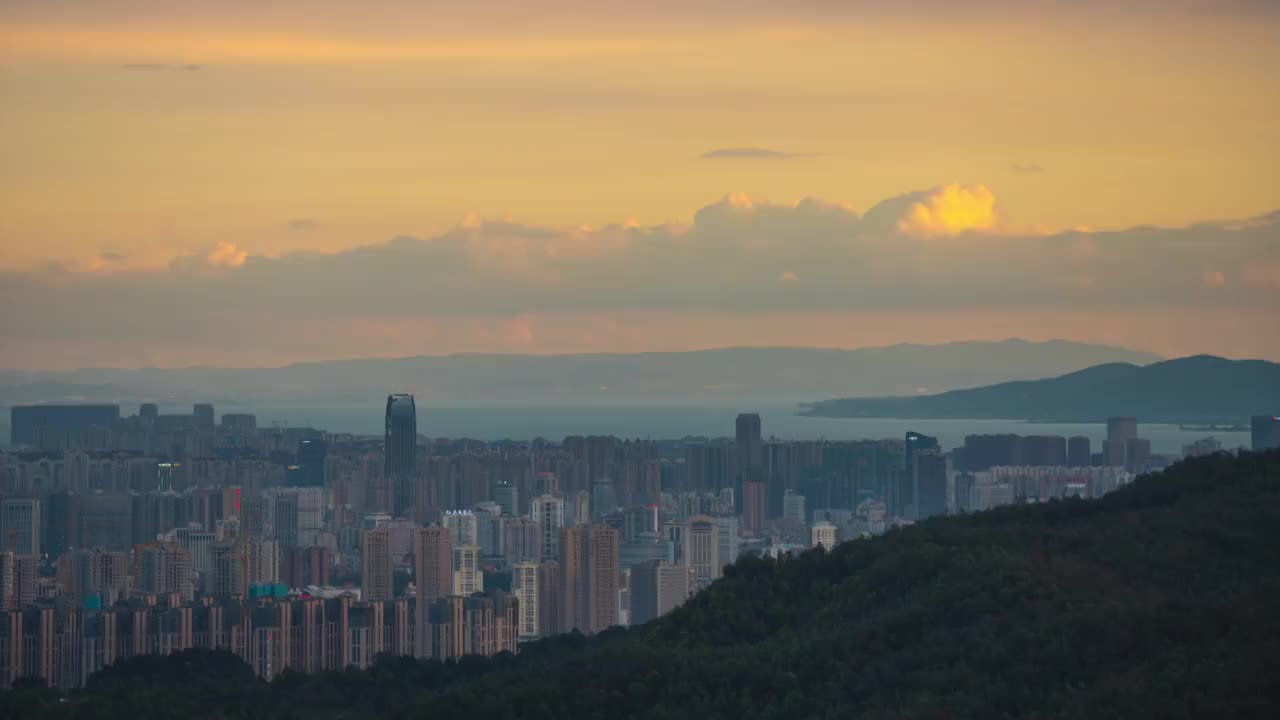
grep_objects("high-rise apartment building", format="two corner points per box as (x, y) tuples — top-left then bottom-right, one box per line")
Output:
(714, 515), (739, 571)
(454, 545), (482, 596)
(362, 528), (393, 602)
(136, 542), (194, 602)
(1104, 417), (1138, 466)
(494, 483), (518, 517)
(385, 394), (417, 518)
(414, 525), (453, 657)
(630, 560), (693, 625)
(501, 516), (540, 565)
(913, 450), (949, 521)
(511, 562), (540, 639)
(532, 494), (565, 561)
(584, 524), (620, 634)
(742, 480), (766, 532)
(557, 525), (583, 633)
(443, 510), (479, 547)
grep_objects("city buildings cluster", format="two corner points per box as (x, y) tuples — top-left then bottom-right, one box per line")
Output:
(1, 402), (1276, 687)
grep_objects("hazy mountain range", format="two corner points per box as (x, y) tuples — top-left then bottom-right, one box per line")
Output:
(0, 340), (1160, 409)
(804, 355), (1280, 423)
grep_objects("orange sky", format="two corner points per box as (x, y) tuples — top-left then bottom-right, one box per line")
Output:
(0, 2), (1277, 367)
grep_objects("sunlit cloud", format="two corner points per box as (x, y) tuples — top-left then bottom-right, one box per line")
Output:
(896, 183), (999, 237)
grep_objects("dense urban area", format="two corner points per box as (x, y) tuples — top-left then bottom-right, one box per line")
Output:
(1, 398), (1278, 689)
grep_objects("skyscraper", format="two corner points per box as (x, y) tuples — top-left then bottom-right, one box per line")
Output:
(454, 545), (483, 596)
(193, 403), (215, 431)
(902, 431), (939, 518)
(557, 526), (584, 634)
(585, 524), (620, 634)
(913, 450), (949, 521)
(1105, 417), (1138, 467)
(362, 528), (393, 602)
(414, 525), (453, 658)
(1067, 436), (1092, 468)
(742, 480), (767, 532)
(511, 562), (540, 639)
(532, 494), (565, 561)
(735, 413), (763, 470)
(735, 413), (763, 514)
(1, 499), (41, 556)
(782, 489), (807, 524)
(385, 394), (417, 518)
(811, 521), (838, 550)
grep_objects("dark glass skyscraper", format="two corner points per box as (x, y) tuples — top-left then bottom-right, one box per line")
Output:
(900, 431), (939, 519)
(385, 394), (418, 517)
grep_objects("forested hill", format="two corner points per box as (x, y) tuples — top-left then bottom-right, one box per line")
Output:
(803, 354), (1280, 422)
(8, 451), (1280, 720)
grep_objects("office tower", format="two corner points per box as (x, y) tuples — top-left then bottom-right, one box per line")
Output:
(902, 431), (940, 519)
(1, 499), (41, 556)
(414, 525), (453, 657)
(454, 545), (482, 596)
(385, 394), (418, 518)
(914, 450), (949, 521)
(295, 439), (327, 487)
(362, 528), (393, 602)
(511, 562), (540, 639)
(1251, 415), (1280, 451)
(714, 515), (739, 571)
(501, 516), (540, 564)
(136, 542), (194, 602)
(735, 413), (763, 469)
(139, 403), (159, 422)
(271, 492), (300, 549)
(531, 494), (565, 561)
(811, 521), (838, 550)
(495, 483), (518, 516)
(742, 480), (766, 532)
(1068, 436), (1092, 467)
(444, 510), (479, 547)
(193, 403), (215, 431)
(630, 560), (692, 625)
(523, 563), (554, 637)
(684, 516), (720, 591)
(585, 524), (620, 634)
(557, 526), (584, 633)
(782, 489), (807, 524)
(241, 497), (266, 539)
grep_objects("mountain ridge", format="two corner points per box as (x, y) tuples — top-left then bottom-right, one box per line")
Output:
(804, 354), (1280, 422)
(0, 339), (1160, 408)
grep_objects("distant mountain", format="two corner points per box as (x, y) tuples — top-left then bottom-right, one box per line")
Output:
(0, 340), (1160, 408)
(803, 355), (1280, 422)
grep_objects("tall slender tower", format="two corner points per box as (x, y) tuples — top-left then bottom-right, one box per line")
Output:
(362, 528), (393, 602)
(385, 394), (417, 518)
(414, 525), (453, 657)
(585, 524), (620, 634)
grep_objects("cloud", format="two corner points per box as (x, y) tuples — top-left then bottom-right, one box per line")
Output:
(1, 186), (1276, 366)
(1012, 163), (1046, 173)
(894, 183), (999, 236)
(700, 147), (827, 160)
(169, 241), (248, 272)
(287, 218), (320, 231)
(120, 63), (203, 71)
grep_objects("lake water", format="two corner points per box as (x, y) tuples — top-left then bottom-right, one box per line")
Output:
(238, 404), (1249, 455)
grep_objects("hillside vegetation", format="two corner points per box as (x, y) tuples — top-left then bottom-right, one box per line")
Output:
(6, 450), (1279, 720)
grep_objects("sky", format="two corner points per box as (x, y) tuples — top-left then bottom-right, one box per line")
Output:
(1, 1), (1277, 369)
